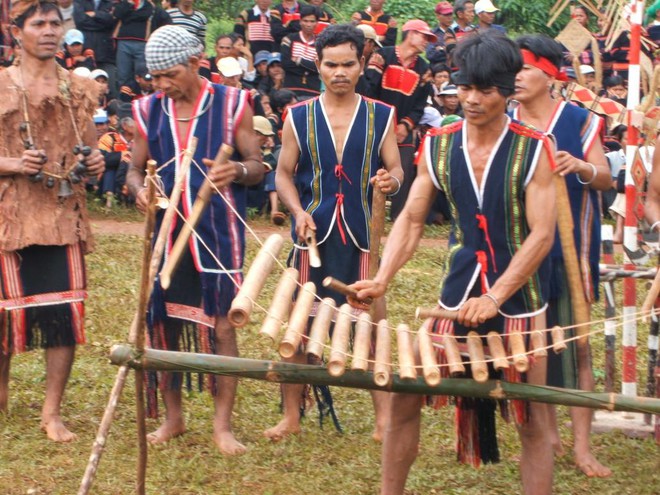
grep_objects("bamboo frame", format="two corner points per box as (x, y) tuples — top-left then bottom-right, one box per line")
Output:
(396, 324), (417, 380)
(351, 313), (372, 371)
(259, 268), (299, 342)
(306, 298), (336, 360)
(418, 321), (441, 386)
(328, 304), (353, 377)
(467, 332), (488, 383)
(279, 282), (316, 358)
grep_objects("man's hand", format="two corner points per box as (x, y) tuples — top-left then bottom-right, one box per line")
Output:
(370, 168), (399, 195)
(457, 295), (499, 328)
(293, 210), (315, 242)
(16, 149), (46, 176)
(348, 279), (387, 309)
(82, 148), (105, 176)
(554, 150), (590, 177)
(395, 123), (408, 144)
(204, 158), (241, 189)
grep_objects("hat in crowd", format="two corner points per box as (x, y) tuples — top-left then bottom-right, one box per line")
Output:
(579, 64), (595, 75)
(441, 114), (463, 126)
(420, 106), (443, 128)
(145, 25), (204, 73)
(64, 29), (84, 46)
(267, 52), (282, 66)
(435, 1), (454, 15)
(565, 67), (577, 79)
(93, 108), (108, 124)
(356, 24), (383, 47)
(475, 0), (500, 14)
(135, 64), (152, 80)
(89, 68), (109, 81)
(253, 115), (275, 136)
(217, 57), (242, 78)
(402, 20), (438, 42)
(439, 84), (458, 95)
(72, 66), (91, 78)
(255, 50), (271, 66)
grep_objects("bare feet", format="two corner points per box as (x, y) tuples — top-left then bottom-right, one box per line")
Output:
(263, 418), (301, 441)
(41, 416), (77, 442)
(552, 439), (566, 456)
(372, 422), (386, 443)
(147, 418), (186, 445)
(575, 451), (612, 477)
(213, 429), (247, 455)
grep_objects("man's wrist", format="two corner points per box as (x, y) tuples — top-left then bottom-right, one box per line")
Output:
(234, 161), (248, 183)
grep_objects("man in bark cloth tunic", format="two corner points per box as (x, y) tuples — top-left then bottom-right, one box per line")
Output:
(126, 25), (263, 454)
(0, 0), (105, 442)
(352, 31), (558, 495)
(266, 24), (403, 443)
(512, 34), (612, 478)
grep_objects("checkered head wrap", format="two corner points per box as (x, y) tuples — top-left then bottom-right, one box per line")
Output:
(145, 25), (204, 72)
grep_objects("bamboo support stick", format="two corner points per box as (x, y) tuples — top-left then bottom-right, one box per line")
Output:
(351, 312), (372, 371)
(396, 324), (417, 380)
(279, 282), (316, 358)
(418, 321), (440, 386)
(328, 304), (353, 376)
(467, 332), (488, 383)
(415, 307), (459, 321)
(159, 143), (234, 289)
(374, 319), (391, 386)
(443, 335), (465, 376)
(109, 345), (660, 414)
(509, 331), (529, 373)
(486, 332), (509, 371)
(259, 268), (299, 342)
(228, 234), (284, 327)
(530, 330), (548, 358)
(322, 276), (373, 305)
(551, 325), (567, 354)
(306, 298), (336, 360)
(305, 228), (321, 268)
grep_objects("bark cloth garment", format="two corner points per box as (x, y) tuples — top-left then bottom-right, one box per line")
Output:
(513, 101), (603, 390)
(132, 80), (249, 416)
(0, 66), (97, 355)
(284, 95), (395, 430)
(423, 117), (550, 467)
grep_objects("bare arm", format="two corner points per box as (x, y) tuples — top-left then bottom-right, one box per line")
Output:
(126, 129), (150, 213)
(645, 136), (660, 229)
(554, 134), (610, 191)
(370, 116), (403, 194)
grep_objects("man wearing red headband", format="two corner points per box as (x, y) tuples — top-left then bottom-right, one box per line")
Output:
(513, 34), (612, 478)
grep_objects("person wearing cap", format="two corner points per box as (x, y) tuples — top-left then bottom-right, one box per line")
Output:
(120, 63), (153, 101)
(353, 31), (559, 495)
(352, 0), (397, 47)
(449, 0), (476, 40)
(355, 23), (381, 95)
(251, 49), (270, 88)
(474, 0), (506, 33)
(234, 0), (275, 56)
(257, 52), (284, 95)
(426, 1), (456, 65)
(251, 115), (285, 223)
(437, 83), (463, 117)
(365, 18), (435, 220)
(98, 114), (134, 207)
(126, 24), (263, 455)
(216, 56), (243, 88)
(513, 34), (612, 479)
(90, 68), (110, 107)
(0, 0), (104, 443)
(93, 107), (109, 136)
(579, 63), (597, 90)
(267, 23), (402, 443)
(56, 28), (96, 70)
(281, 4), (321, 100)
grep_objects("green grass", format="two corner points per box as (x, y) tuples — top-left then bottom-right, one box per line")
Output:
(0, 219), (658, 495)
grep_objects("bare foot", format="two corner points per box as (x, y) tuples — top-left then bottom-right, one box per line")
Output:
(372, 424), (385, 443)
(575, 451), (612, 477)
(552, 439), (566, 456)
(147, 418), (186, 445)
(263, 418), (301, 441)
(41, 416), (77, 442)
(213, 430), (247, 455)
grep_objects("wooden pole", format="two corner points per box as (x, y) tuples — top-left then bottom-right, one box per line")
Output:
(109, 345), (660, 414)
(322, 276), (373, 305)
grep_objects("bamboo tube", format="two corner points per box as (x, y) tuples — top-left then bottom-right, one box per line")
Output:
(415, 307), (459, 321)
(259, 268), (299, 342)
(328, 304), (353, 376)
(228, 234), (285, 327)
(486, 331), (509, 370)
(373, 319), (391, 386)
(279, 282), (316, 358)
(509, 331), (529, 373)
(466, 332), (489, 383)
(418, 321), (440, 386)
(305, 228), (321, 268)
(322, 276), (373, 305)
(443, 335), (465, 376)
(530, 330), (548, 358)
(306, 298), (336, 360)
(351, 312), (372, 371)
(159, 143), (234, 289)
(396, 324), (417, 380)
(551, 325), (567, 354)
(110, 344), (660, 414)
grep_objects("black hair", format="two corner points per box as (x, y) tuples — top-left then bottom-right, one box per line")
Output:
(452, 31), (521, 96)
(573, 5), (589, 18)
(610, 124), (628, 142)
(270, 89), (297, 113)
(604, 75), (625, 88)
(12, 1), (62, 29)
(169, 0), (178, 6)
(516, 34), (563, 71)
(431, 63), (451, 75)
(454, 0), (473, 15)
(315, 23), (365, 60)
(300, 4), (320, 19)
(230, 32), (245, 44)
(215, 33), (232, 44)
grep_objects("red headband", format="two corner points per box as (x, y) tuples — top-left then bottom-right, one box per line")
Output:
(520, 49), (567, 81)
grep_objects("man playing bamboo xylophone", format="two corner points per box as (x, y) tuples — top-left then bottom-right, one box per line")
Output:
(266, 23), (403, 442)
(126, 25), (263, 454)
(0, 0), (104, 442)
(352, 31), (557, 495)
(513, 34), (612, 478)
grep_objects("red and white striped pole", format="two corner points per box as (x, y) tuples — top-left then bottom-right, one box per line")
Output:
(622, 0), (644, 398)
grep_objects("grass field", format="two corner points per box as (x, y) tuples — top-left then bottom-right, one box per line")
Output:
(0, 208), (658, 495)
